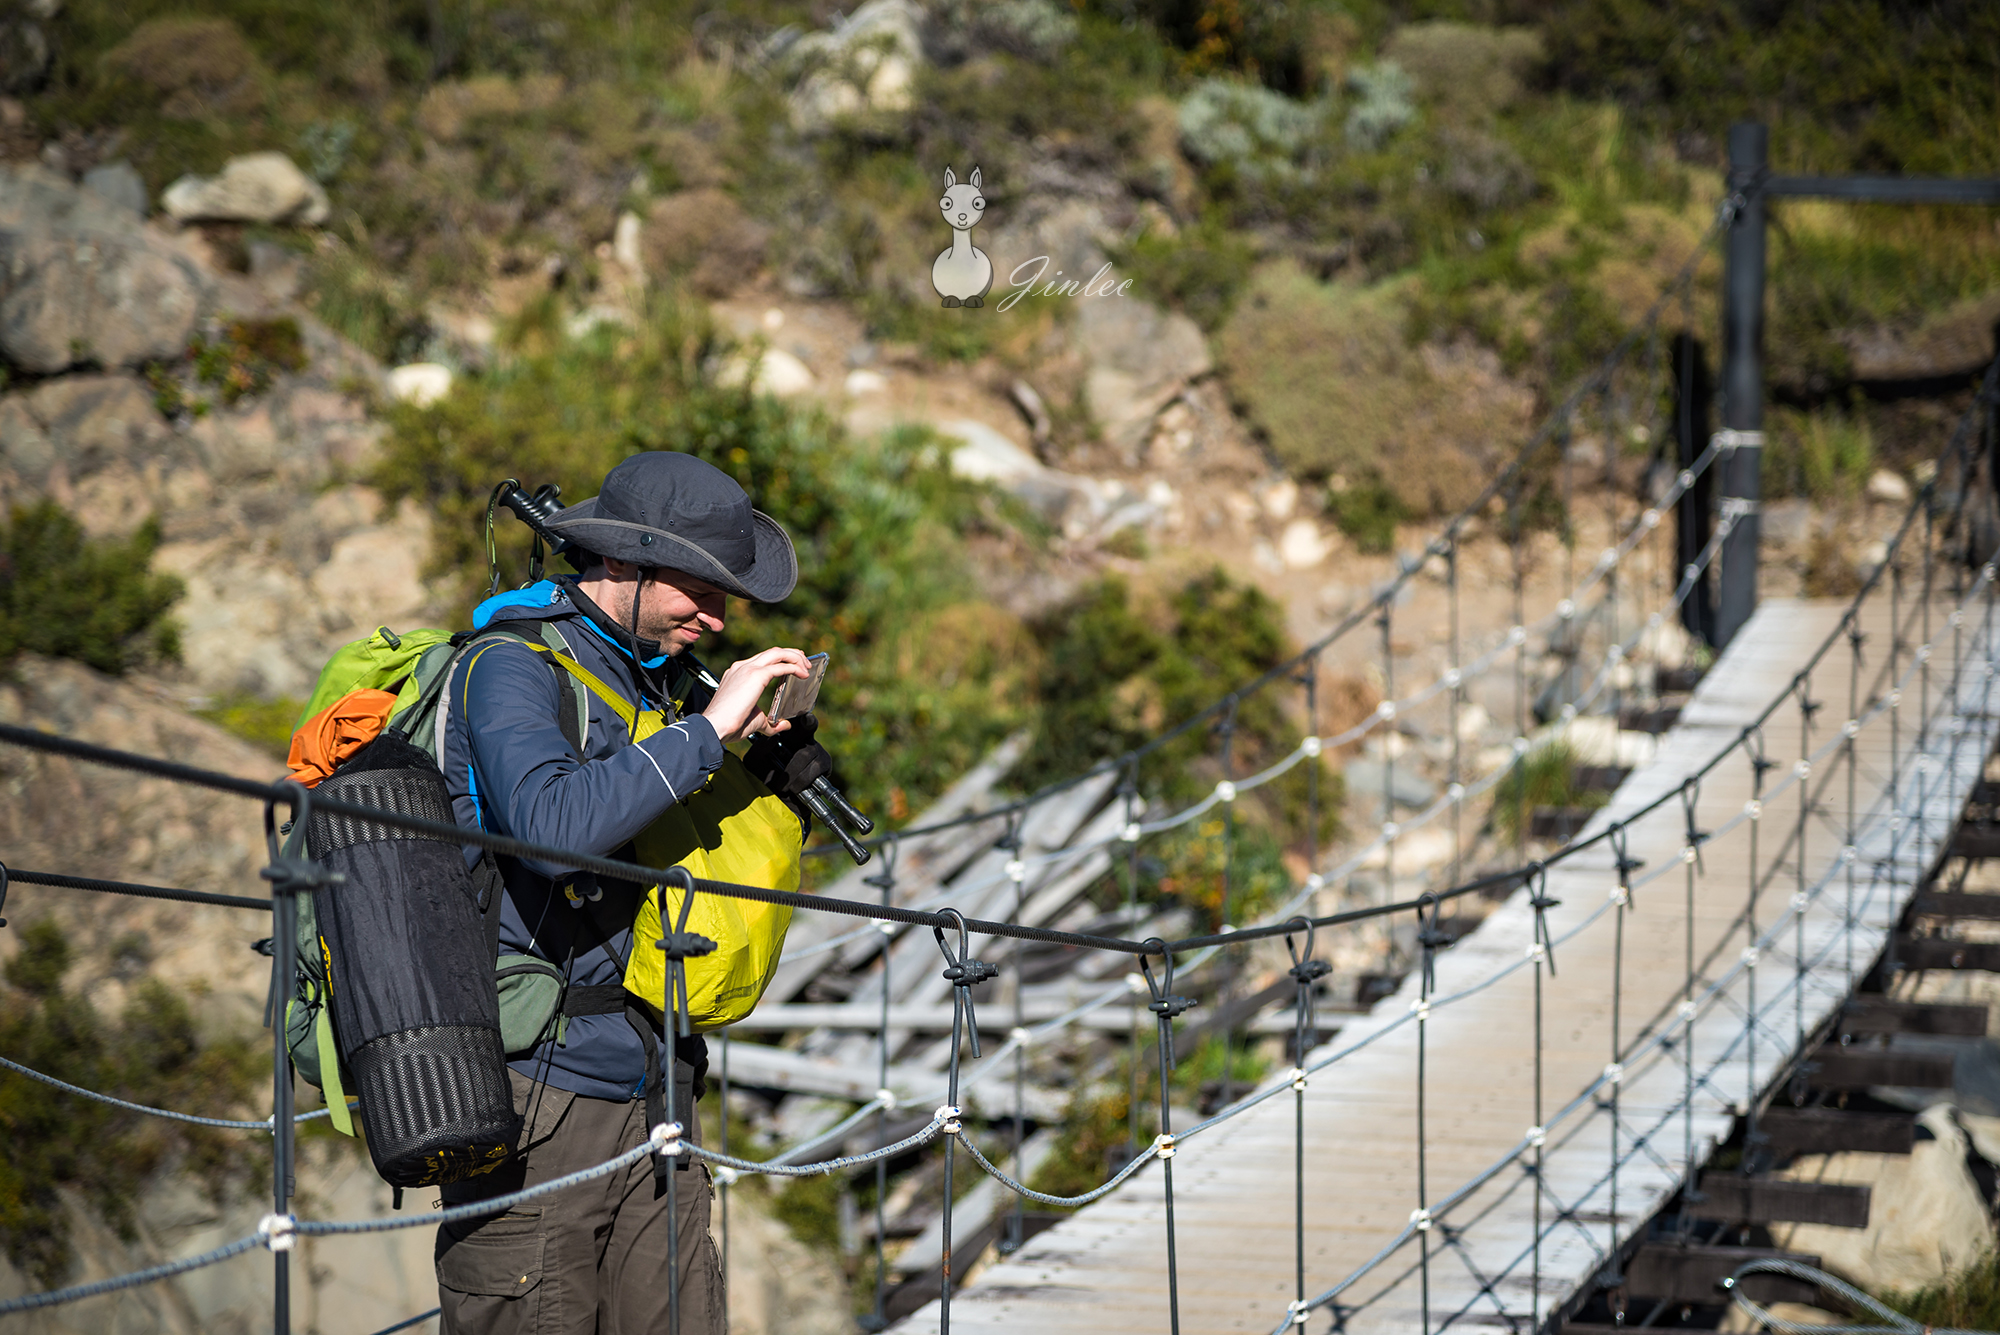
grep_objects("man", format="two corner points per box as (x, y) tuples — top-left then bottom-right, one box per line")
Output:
(435, 451), (816, 1334)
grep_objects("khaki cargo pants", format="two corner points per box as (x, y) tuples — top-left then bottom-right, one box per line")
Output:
(436, 1066), (721, 1334)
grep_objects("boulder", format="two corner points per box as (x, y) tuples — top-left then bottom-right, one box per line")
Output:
(161, 151), (329, 227)
(386, 361), (453, 407)
(0, 166), (207, 374)
(1867, 469), (1913, 504)
(1279, 517), (1333, 569)
(23, 374), (173, 472)
(1078, 296), (1211, 460)
(1771, 1102), (1996, 1294)
(80, 161), (149, 218)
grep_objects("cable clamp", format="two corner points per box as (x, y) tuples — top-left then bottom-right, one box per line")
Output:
(1125, 971), (1148, 995)
(1890, 689), (1902, 708)
(1558, 599), (1576, 620)
(257, 1213), (298, 1253)
(1609, 886), (1629, 908)
(1951, 608), (1966, 629)
(1677, 1001), (1698, 1022)
(651, 1121), (684, 1156)
(1511, 736), (1531, 756)
(1154, 1132), (1177, 1160)
(1843, 718), (1860, 738)
(1289, 1067), (1308, 1093)
(1917, 643), (1933, 663)
(936, 1105), (962, 1135)
(1682, 845), (1698, 865)
(1526, 941), (1545, 961)
(1301, 735), (1322, 757)
(1793, 759), (1811, 779)
(1603, 1062), (1623, 1086)
(1288, 1298), (1312, 1325)
(1714, 429), (1765, 451)
(1641, 508), (1661, 531)
(1985, 563), (1997, 584)
(1444, 667), (1462, 688)
(1718, 497), (1760, 519)
(1605, 643), (1624, 663)
(1526, 1125), (1546, 1149)
(1009, 1026), (1033, 1047)
(1409, 1207), (1433, 1232)
(1215, 780), (1237, 804)
(1559, 703), (1579, 723)
(1305, 873), (1325, 892)
(1509, 625), (1528, 646)
(1841, 845), (1857, 864)
(1383, 821), (1400, 840)
(1409, 998), (1431, 1023)
(1791, 891), (1809, 915)
(1446, 782), (1465, 802)
(1744, 799), (1762, 820)
(1121, 822), (1143, 843)
(1741, 946), (1761, 968)
(713, 1165), (740, 1187)
(1376, 700), (1397, 721)
(877, 1088), (899, 1112)
(1005, 858), (1026, 883)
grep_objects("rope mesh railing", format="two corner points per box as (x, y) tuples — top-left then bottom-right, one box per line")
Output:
(5, 221), (1996, 1335)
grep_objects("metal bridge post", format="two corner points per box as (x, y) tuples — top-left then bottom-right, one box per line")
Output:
(1716, 121), (1769, 648)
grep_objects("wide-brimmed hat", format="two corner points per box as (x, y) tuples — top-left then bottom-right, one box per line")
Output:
(546, 452), (799, 603)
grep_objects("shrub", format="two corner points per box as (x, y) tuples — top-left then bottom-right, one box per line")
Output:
(0, 921), (263, 1287)
(0, 501), (183, 675)
(1178, 78), (1326, 183)
(1486, 741), (1606, 847)
(1109, 211), (1257, 332)
(1344, 62), (1415, 151)
(1381, 23), (1542, 121)
(1013, 567), (1293, 798)
(192, 317), (309, 406)
(1767, 406), (1875, 503)
(1326, 476), (1409, 555)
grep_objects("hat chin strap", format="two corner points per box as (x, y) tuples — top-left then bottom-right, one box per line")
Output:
(626, 565), (651, 710)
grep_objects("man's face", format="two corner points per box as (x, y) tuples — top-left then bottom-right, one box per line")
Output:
(603, 559), (727, 655)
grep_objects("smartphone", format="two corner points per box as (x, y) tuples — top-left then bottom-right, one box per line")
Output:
(769, 652), (829, 722)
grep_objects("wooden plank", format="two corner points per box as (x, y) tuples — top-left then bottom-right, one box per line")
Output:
(1619, 704), (1682, 733)
(1912, 891), (2000, 919)
(1692, 1174), (1871, 1227)
(1624, 1245), (1822, 1306)
(1530, 806), (1600, 840)
(1841, 997), (1989, 1036)
(1808, 1048), (1957, 1089)
(1950, 826), (2000, 859)
(1760, 1107), (1916, 1156)
(1896, 937), (2000, 971)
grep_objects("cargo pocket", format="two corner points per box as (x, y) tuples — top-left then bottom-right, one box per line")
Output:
(437, 1207), (546, 1314)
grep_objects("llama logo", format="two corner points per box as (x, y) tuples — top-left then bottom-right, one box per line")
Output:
(931, 166), (992, 308)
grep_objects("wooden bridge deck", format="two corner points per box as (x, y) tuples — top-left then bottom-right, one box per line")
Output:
(886, 594), (2000, 1334)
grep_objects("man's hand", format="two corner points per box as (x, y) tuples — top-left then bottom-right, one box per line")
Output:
(744, 713), (834, 798)
(702, 647), (812, 743)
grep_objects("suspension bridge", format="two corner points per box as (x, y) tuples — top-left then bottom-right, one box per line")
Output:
(4, 124), (2000, 1335)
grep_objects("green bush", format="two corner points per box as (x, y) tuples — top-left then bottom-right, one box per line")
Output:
(1886, 1250), (2000, 1330)
(0, 921), (263, 1288)
(1109, 212), (1256, 331)
(1012, 567), (1293, 798)
(0, 502), (184, 675)
(1767, 404), (1876, 503)
(1325, 476), (1409, 554)
(370, 296), (1038, 829)
(1486, 741), (1606, 847)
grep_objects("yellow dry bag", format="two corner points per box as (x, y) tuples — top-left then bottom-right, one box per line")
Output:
(526, 645), (800, 1032)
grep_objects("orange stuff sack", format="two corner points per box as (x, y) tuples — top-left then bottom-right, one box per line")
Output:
(287, 689), (401, 787)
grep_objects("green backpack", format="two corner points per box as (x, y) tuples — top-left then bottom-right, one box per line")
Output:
(282, 622), (591, 1136)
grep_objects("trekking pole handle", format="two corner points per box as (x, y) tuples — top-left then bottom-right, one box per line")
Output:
(811, 777), (874, 835)
(495, 481), (571, 553)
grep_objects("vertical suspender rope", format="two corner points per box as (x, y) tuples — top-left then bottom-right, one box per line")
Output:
(1121, 763), (1144, 1159)
(1141, 941), (1196, 1335)
(1793, 676), (1816, 1081)
(1680, 778), (1708, 1237)
(933, 908), (995, 1335)
(1302, 657), (1321, 884)
(1007, 831), (1028, 1255)
(1606, 823), (1639, 1295)
(656, 867), (716, 1335)
(1447, 539), (1464, 890)
(1380, 602), (1398, 966)
(1284, 919), (1327, 1331)
(1887, 558), (1904, 975)
(1218, 697), (1241, 1107)
(1414, 893), (1446, 1334)
(1844, 616), (1864, 988)
(1743, 727), (1772, 1172)
(1528, 864), (1557, 1330)
(863, 837), (899, 1331)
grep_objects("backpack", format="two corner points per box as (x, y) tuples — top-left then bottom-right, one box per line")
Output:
(283, 617), (801, 1178)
